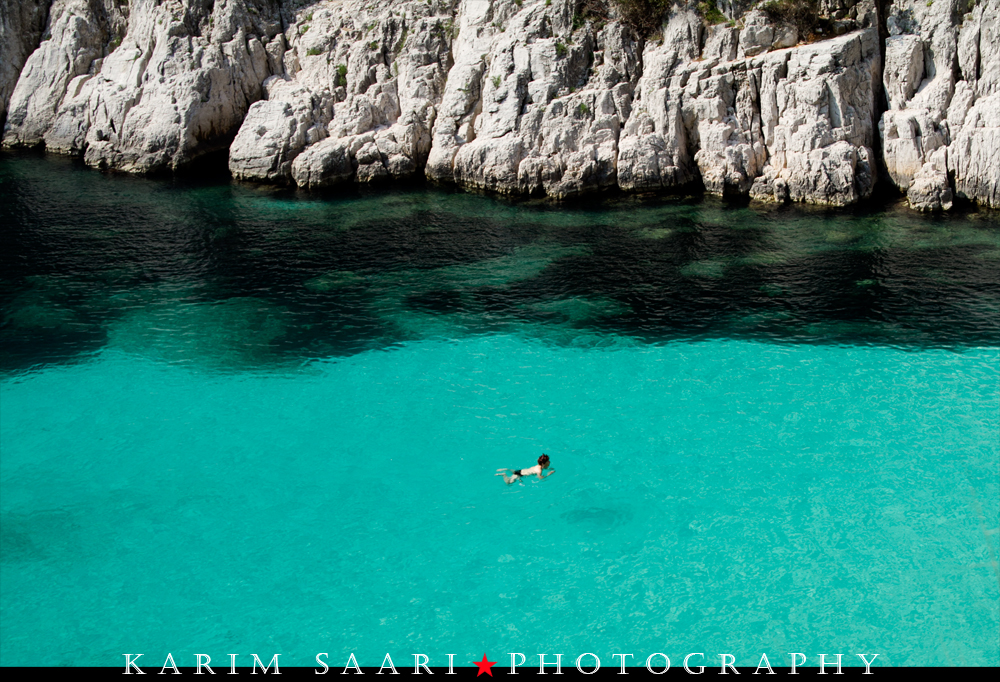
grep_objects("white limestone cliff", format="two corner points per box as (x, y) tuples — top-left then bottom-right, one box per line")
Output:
(230, 0), (453, 187)
(3, 0), (281, 172)
(2, 0), (998, 209)
(619, 6), (880, 206)
(879, 0), (999, 210)
(425, 1), (640, 198)
(0, 0), (50, 129)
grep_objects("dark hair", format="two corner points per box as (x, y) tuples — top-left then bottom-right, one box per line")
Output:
(538, 454), (550, 466)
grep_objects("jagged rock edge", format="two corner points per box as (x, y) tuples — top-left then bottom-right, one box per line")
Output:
(1, 0), (997, 209)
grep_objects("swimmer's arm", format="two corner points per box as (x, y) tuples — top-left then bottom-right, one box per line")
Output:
(539, 469), (555, 479)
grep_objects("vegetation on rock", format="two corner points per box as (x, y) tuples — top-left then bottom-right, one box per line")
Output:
(609, 0), (728, 36)
(697, 0), (727, 25)
(760, 0), (819, 36)
(609, 0), (671, 37)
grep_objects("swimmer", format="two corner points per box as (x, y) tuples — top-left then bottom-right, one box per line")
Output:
(495, 454), (554, 485)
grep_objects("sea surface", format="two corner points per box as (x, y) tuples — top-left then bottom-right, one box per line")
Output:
(1, 151), (998, 667)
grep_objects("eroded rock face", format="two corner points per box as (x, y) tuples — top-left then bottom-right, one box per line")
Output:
(265, 0), (880, 204)
(238, 0), (640, 197)
(748, 28), (880, 205)
(615, 10), (702, 193)
(3, 0), (108, 148)
(3, 0), (281, 172)
(619, 9), (880, 206)
(950, 1), (1000, 208)
(230, 0), (452, 187)
(439, 1), (640, 198)
(3, 0), (998, 208)
(0, 0), (50, 128)
(879, 0), (1000, 210)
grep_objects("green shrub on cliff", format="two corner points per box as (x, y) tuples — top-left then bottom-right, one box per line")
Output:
(611, 0), (729, 36)
(761, 0), (819, 35)
(610, 0), (670, 38)
(697, 0), (727, 24)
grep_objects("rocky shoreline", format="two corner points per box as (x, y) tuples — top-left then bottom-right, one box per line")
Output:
(1, 0), (997, 210)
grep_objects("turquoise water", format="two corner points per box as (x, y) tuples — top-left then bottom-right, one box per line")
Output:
(1, 152), (999, 667)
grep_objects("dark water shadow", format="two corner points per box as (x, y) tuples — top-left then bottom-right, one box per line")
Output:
(2, 151), (998, 374)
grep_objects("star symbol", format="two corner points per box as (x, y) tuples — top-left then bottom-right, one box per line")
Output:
(473, 653), (497, 677)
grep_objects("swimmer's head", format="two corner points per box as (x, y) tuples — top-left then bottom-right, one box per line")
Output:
(538, 454), (550, 468)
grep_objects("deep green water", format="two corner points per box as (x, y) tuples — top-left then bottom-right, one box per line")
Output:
(1, 152), (998, 667)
